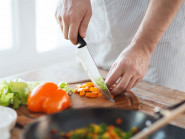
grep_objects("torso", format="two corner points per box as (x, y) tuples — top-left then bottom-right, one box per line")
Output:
(86, 0), (185, 92)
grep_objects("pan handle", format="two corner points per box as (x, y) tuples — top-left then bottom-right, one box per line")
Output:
(131, 100), (185, 139)
(154, 100), (185, 119)
(168, 100), (185, 110)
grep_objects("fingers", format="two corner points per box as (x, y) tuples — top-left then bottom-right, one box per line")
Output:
(111, 74), (132, 96)
(132, 79), (141, 88)
(125, 77), (137, 91)
(58, 16), (63, 32)
(68, 25), (79, 44)
(106, 62), (117, 79)
(79, 11), (92, 38)
(105, 65), (123, 89)
(55, 0), (92, 44)
(63, 15), (69, 39)
(68, 16), (81, 44)
(57, 11), (91, 44)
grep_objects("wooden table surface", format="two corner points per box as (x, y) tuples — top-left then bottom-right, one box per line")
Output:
(4, 58), (185, 139)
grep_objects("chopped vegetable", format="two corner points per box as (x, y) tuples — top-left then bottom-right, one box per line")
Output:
(58, 82), (74, 95)
(0, 79), (73, 110)
(74, 82), (114, 99)
(27, 82), (70, 114)
(86, 92), (98, 98)
(95, 77), (109, 91)
(116, 118), (122, 125)
(90, 87), (100, 93)
(0, 79), (40, 108)
(79, 89), (85, 96)
(55, 123), (137, 139)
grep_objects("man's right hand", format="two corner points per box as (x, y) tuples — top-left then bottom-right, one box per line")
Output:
(55, 0), (92, 44)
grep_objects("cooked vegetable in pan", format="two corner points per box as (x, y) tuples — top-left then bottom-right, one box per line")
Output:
(49, 122), (137, 139)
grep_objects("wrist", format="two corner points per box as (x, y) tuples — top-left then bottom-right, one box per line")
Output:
(130, 33), (158, 57)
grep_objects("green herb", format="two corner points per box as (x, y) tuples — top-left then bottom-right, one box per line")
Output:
(99, 123), (107, 135)
(88, 125), (94, 133)
(122, 129), (133, 139)
(58, 82), (74, 95)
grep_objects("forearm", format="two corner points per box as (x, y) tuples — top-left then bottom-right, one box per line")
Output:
(131, 0), (184, 56)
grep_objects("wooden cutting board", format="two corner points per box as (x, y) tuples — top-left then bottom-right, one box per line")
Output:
(15, 80), (139, 127)
(69, 80), (139, 109)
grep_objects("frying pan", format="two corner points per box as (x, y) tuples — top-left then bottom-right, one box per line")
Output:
(23, 107), (185, 139)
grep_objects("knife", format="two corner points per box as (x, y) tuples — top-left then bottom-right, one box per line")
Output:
(77, 34), (115, 103)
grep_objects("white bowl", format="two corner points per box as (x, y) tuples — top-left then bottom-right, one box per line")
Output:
(0, 106), (17, 139)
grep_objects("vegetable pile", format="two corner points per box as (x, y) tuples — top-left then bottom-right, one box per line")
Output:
(0, 79), (40, 108)
(74, 82), (114, 98)
(50, 123), (138, 139)
(27, 82), (70, 114)
(0, 79), (73, 114)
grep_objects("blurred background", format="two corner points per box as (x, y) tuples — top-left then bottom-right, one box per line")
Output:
(0, 0), (75, 78)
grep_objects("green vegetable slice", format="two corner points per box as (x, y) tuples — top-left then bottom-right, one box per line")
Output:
(95, 77), (109, 91)
(58, 82), (74, 95)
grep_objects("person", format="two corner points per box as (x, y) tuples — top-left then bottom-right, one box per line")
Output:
(55, 0), (185, 95)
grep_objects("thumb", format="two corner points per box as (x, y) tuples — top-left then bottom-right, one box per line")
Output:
(79, 11), (92, 38)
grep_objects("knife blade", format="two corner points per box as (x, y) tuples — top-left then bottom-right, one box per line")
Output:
(77, 34), (115, 103)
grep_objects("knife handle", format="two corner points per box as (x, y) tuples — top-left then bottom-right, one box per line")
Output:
(77, 33), (87, 48)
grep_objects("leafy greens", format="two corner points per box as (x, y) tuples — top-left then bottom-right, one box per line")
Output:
(0, 79), (40, 108)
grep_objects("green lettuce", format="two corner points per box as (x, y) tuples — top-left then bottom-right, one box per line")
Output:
(0, 79), (74, 108)
(0, 79), (40, 108)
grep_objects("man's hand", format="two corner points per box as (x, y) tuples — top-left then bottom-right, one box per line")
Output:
(106, 0), (184, 96)
(105, 44), (151, 96)
(55, 0), (92, 44)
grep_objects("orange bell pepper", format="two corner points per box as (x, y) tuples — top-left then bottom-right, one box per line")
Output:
(27, 82), (70, 114)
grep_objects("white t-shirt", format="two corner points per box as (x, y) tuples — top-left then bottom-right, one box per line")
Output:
(86, 0), (185, 92)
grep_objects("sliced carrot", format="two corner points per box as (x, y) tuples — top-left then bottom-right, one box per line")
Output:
(90, 87), (100, 93)
(80, 83), (87, 88)
(86, 82), (94, 87)
(98, 93), (104, 98)
(79, 89), (85, 96)
(86, 92), (98, 98)
(84, 86), (90, 91)
(74, 88), (79, 93)
(74, 82), (115, 99)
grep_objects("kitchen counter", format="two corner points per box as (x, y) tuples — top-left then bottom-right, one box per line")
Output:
(5, 58), (185, 139)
